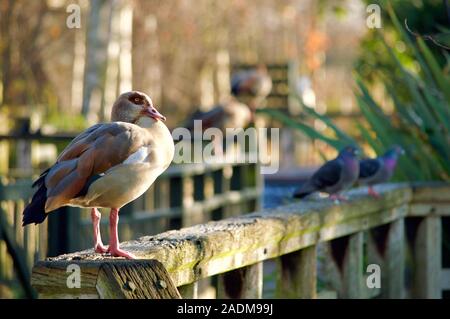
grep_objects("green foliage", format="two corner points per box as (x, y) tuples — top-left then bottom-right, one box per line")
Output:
(356, 0), (449, 85)
(259, 8), (450, 182)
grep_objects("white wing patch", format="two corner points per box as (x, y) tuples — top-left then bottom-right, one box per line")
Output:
(123, 146), (150, 164)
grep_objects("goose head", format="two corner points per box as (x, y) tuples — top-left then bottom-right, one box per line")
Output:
(111, 91), (166, 124)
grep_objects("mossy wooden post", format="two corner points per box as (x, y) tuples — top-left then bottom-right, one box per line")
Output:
(275, 245), (317, 298)
(411, 216), (442, 298)
(368, 219), (405, 298)
(328, 232), (364, 298)
(33, 260), (180, 299)
(96, 260), (181, 299)
(217, 262), (263, 299)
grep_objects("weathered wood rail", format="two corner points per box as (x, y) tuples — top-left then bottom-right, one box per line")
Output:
(31, 182), (450, 299)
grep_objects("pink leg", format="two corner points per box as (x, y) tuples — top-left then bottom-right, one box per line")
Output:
(91, 208), (107, 253)
(368, 186), (380, 198)
(107, 208), (136, 259)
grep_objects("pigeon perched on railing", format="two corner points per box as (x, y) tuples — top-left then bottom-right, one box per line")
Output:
(293, 146), (360, 201)
(358, 145), (405, 197)
(23, 91), (174, 259)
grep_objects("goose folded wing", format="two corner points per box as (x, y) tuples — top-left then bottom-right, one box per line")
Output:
(43, 122), (151, 211)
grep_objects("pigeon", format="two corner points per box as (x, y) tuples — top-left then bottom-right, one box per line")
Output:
(23, 91), (175, 259)
(358, 145), (405, 197)
(293, 146), (360, 201)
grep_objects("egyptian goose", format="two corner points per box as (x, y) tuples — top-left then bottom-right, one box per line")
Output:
(23, 91), (174, 259)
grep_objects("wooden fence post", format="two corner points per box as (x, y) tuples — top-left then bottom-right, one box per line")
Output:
(96, 260), (181, 299)
(328, 232), (364, 298)
(385, 219), (405, 298)
(275, 245), (317, 298)
(0, 208), (35, 298)
(368, 219), (405, 298)
(217, 262), (263, 299)
(410, 216), (442, 298)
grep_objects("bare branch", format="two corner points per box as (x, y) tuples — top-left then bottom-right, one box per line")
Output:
(404, 19), (450, 50)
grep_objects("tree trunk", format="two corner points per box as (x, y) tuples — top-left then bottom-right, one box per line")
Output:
(82, 0), (106, 117)
(0, 0), (14, 106)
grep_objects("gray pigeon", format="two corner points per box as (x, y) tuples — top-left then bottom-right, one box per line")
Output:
(359, 145), (404, 197)
(293, 146), (360, 200)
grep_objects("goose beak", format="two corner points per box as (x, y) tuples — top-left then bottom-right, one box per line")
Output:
(142, 107), (166, 121)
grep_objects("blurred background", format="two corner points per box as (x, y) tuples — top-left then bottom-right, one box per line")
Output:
(0, 0), (367, 168)
(0, 0), (449, 298)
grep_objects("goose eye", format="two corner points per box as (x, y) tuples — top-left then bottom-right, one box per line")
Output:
(134, 97), (140, 103)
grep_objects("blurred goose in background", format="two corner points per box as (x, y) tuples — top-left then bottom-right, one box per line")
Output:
(184, 98), (252, 156)
(359, 145), (405, 197)
(185, 65), (272, 135)
(23, 91), (174, 259)
(293, 146), (360, 201)
(231, 65), (273, 110)
(185, 98), (252, 132)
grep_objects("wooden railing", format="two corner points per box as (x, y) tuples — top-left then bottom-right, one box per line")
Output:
(31, 182), (450, 299)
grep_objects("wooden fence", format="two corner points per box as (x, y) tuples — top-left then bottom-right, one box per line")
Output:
(31, 182), (450, 299)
